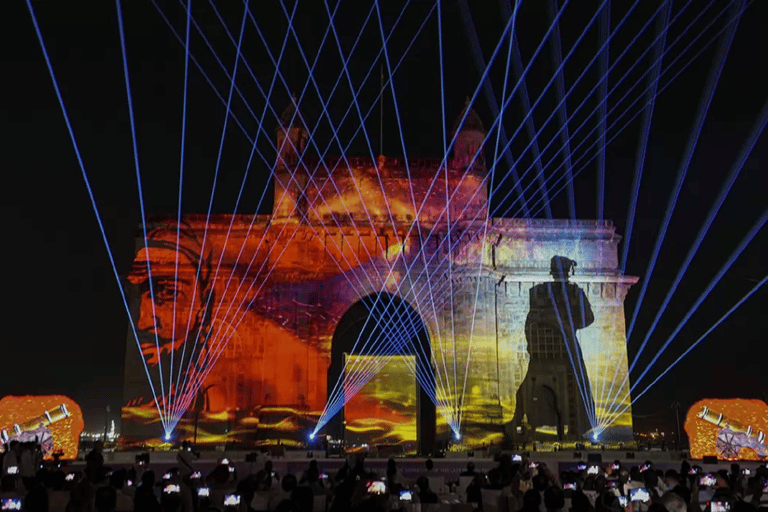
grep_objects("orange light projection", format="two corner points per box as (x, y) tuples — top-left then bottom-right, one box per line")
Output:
(0, 395), (84, 460)
(684, 398), (768, 461)
(122, 155), (636, 447)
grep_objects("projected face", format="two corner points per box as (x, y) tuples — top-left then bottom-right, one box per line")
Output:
(127, 225), (212, 365)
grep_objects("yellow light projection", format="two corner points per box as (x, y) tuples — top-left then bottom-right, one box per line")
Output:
(344, 355), (418, 453)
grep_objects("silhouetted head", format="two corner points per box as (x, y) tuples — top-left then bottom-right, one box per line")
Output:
(550, 256), (576, 280)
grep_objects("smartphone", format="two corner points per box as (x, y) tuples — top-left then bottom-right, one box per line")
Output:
(163, 472), (172, 480)
(618, 496), (629, 507)
(741, 469), (751, 476)
(164, 484), (181, 494)
(607, 480), (619, 489)
(630, 488), (651, 503)
(700, 474), (717, 487)
(587, 466), (599, 475)
(611, 463), (620, 470)
(564, 482), (577, 490)
(512, 455), (523, 462)
(191, 471), (202, 479)
(399, 489), (413, 501)
(228, 466), (235, 473)
(197, 487), (210, 497)
(0, 498), (22, 511)
(65, 473), (75, 481)
(577, 463), (587, 471)
(6, 466), (18, 475)
(529, 461), (538, 469)
(319, 473), (329, 480)
(689, 467), (698, 475)
(640, 464), (651, 472)
(223, 494), (241, 506)
(221, 458), (230, 465)
(711, 502), (730, 512)
(127, 480), (133, 487)
(367, 480), (387, 495)
(763, 482), (768, 493)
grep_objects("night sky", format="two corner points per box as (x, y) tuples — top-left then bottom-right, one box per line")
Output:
(1, 0), (765, 435)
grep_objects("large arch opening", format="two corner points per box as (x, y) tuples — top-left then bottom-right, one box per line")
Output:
(326, 293), (436, 455)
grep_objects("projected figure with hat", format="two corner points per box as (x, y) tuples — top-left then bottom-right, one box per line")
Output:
(512, 256), (595, 441)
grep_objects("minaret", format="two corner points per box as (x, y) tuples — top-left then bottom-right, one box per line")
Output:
(450, 96), (486, 173)
(450, 97), (488, 221)
(273, 95), (309, 220)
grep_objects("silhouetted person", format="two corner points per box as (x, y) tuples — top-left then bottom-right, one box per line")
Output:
(513, 256), (595, 441)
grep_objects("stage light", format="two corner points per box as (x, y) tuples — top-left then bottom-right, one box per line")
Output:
(592, 433), (599, 442)
(164, 432), (171, 442)
(454, 432), (461, 441)
(309, 433), (315, 440)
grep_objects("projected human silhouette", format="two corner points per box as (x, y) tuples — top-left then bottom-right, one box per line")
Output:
(512, 256), (594, 440)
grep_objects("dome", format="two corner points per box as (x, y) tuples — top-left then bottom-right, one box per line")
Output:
(452, 96), (485, 134)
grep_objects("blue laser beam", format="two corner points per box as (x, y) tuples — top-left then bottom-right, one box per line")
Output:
(603, 3), (742, 419)
(169, 0), (298, 422)
(25, 0), (166, 431)
(458, 0), (529, 216)
(596, 0), (610, 223)
(169, 0), (193, 422)
(520, 0), (746, 220)
(546, 0), (576, 219)
(115, 0), (169, 425)
(605, 275), (766, 424)
(169, 5), (444, 420)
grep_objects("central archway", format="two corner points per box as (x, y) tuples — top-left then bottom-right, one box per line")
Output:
(327, 293), (436, 455)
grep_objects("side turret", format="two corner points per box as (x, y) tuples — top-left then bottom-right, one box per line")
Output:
(273, 96), (309, 221)
(451, 96), (486, 173)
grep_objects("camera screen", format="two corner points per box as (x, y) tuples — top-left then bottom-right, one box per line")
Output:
(164, 484), (181, 494)
(191, 471), (202, 479)
(399, 490), (413, 501)
(618, 496), (629, 507)
(512, 455), (522, 462)
(700, 474), (717, 487)
(0, 499), (22, 511)
(65, 473), (75, 481)
(197, 487), (210, 497)
(6, 467), (18, 475)
(711, 502), (730, 512)
(587, 466), (599, 475)
(630, 488), (651, 503)
(564, 483), (577, 490)
(367, 481), (387, 495)
(223, 494), (241, 506)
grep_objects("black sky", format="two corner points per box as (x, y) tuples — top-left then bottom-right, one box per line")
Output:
(1, 0), (765, 434)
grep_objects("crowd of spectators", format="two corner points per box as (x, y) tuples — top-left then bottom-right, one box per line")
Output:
(0, 441), (765, 512)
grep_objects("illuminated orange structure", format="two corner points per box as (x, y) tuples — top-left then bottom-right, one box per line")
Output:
(0, 395), (84, 460)
(685, 399), (768, 461)
(122, 102), (637, 449)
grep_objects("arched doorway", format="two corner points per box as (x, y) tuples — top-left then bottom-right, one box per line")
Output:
(326, 293), (436, 455)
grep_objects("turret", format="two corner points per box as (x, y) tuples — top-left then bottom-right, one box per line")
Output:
(450, 96), (486, 173)
(273, 96), (309, 220)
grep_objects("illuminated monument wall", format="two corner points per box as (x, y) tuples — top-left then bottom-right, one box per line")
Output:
(122, 104), (635, 449)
